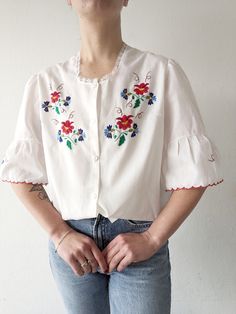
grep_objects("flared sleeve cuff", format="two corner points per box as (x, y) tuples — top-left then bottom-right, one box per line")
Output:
(161, 133), (224, 191)
(0, 139), (48, 185)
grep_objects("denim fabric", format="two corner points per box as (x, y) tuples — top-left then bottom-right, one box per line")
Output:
(48, 213), (171, 314)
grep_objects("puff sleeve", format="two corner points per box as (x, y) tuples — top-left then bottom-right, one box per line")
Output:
(161, 58), (224, 191)
(0, 74), (48, 185)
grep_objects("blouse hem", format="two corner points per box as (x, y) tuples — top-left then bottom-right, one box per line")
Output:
(165, 178), (224, 192)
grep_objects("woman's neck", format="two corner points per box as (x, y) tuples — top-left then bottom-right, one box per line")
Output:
(78, 16), (123, 64)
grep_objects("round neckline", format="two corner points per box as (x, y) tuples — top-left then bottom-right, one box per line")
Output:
(75, 41), (128, 84)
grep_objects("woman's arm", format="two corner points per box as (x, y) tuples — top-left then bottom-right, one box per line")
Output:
(145, 187), (208, 250)
(10, 183), (109, 274)
(102, 187), (209, 273)
(10, 183), (72, 245)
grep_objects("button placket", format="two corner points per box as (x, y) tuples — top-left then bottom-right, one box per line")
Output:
(90, 80), (101, 209)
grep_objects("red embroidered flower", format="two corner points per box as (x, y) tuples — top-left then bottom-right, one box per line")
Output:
(51, 91), (61, 103)
(61, 120), (74, 134)
(116, 114), (134, 130)
(133, 83), (149, 95)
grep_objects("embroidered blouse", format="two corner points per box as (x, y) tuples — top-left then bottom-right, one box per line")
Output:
(0, 42), (224, 223)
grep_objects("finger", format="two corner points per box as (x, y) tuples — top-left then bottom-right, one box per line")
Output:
(69, 256), (85, 276)
(106, 244), (120, 264)
(102, 238), (118, 256)
(90, 245), (108, 272)
(102, 245), (109, 256)
(75, 254), (93, 274)
(116, 255), (132, 272)
(108, 251), (126, 272)
(84, 251), (99, 273)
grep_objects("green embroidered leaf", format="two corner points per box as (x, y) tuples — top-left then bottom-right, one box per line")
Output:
(55, 106), (60, 115)
(66, 140), (72, 150)
(114, 135), (117, 139)
(118, 134), (126, 146)
(134, 99), (141, 108)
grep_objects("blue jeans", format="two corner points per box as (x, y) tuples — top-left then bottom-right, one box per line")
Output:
(48, 213), (171, 314)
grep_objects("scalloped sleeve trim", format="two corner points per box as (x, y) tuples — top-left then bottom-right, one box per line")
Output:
(165, 178), (224, 192)
(0, 179), (48, 185)
(161, 133), (224, 191)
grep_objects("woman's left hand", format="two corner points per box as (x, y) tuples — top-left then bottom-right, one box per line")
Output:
(101, 230), (160, 273)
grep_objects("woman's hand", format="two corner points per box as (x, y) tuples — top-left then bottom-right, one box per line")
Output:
(55, 230), (108, 276)
(102, 230), (159, 273)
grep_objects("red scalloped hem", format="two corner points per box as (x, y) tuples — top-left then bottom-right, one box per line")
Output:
(1, 179), (48, 185)
(165, 179), (224, 192)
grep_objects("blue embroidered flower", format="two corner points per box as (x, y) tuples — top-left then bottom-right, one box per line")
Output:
(120, 88), (129, 100)
(63, 96), (71, 106)
(78, 128), (86, 141)
(104, 125), (113, 138)
(57, 129), (63, 142)
(131, 123), (139, 137)
(147, 92), (157, 105)
(42, 101), (50, 112)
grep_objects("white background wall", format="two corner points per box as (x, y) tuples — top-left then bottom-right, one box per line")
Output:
(0, 0), (235, 313)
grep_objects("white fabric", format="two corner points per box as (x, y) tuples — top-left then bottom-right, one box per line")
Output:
(0, 42), (224, 222)
(0, 75), (48, 185)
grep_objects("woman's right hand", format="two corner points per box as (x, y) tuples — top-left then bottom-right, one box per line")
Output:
(54, 229), (108, 276)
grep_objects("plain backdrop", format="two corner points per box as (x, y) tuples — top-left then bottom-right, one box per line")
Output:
(0, 0), (235, 313)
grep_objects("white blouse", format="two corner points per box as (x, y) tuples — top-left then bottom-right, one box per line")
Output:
(0, 42), (224, 223)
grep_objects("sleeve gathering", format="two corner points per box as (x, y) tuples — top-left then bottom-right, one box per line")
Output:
(161, 58), (224, 191)
(0, 74), (48, 185)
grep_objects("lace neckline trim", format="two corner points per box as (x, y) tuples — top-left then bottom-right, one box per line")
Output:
(75, 41), (128, 84)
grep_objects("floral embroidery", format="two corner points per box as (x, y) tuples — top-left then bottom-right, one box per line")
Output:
(104, 114), (139, 146)
(120, 72), (157, 108)
(57, 119), (86, 150)
(104, 71), (158, 146)
(41, 83), (86, 150)
(41, 83), (71, 115)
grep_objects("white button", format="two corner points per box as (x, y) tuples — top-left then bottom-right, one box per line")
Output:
(94, 155), (99, 161)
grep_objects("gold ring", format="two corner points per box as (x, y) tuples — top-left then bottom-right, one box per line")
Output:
(80, 261), (89, 268)
(87, 259), (95, 264)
